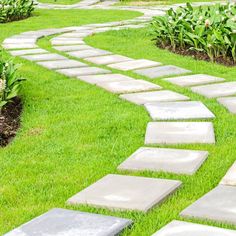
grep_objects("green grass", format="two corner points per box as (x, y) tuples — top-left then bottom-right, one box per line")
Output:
(38, 0), (80, 4)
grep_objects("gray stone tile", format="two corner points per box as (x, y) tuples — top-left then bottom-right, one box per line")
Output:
(164, 74), (225, 87)
(191, 82), (236, 98)
(68, 49), (112, 59)
(220, 161), (236, 186)
(51, 38), (85, 45)
(77, 74), (134, 85)
(59, 32), (92, 38)
(134, 65), (191, 79)
(85, 54), (132, 65)
(97, 80), (162, 94)
(67, 174), (182, 212)
(118, 147), (208, 175)
(180, 185), (236, 225)
(3, 38), (36, 44)
(21, 53), (66, 62)
(108, 59), (161, 71)
(9, 49), (48, 56)
(217, 97), (236, 114)
(152, 220), (236, 236)
(144, 101), (215, 120)
(37, 60), (87, 69)
(119, 90), (189, 105)
(57, 67), (110, 77)
(145, 122), (215, 144)
(4, 208), (132, 236)
(54, 45), (93, 52)
(3, 43), (38, 49)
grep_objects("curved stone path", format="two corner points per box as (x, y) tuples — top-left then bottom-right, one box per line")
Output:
(3, 1), (236, 235)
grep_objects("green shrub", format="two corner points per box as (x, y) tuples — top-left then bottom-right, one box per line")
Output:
(0, 0), (35, 23)
(152, 3), (236, 63)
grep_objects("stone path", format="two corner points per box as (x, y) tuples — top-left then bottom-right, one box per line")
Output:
(3, 0), (236, 235)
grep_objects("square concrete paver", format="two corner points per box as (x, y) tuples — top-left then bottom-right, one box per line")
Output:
(77, 74), (134, 85)
(191, 82), (236, 98)
(37, 59), (87, 69)
(119, 90), (189, 105)
(22, 53), (66, 61)
(57, 67), (110, 77)
(108, 59), (161, 71)
(97, 80), (162, 94)
(217, 97), (236, 114)
(4, 208), (132, 236)
(54, 45), (93, 52)
(180, 185), (236, 225)
(164, 74), (225, 87)
(9, 48), (48, 56)
(68, 49), (112, 59)
(152, 220), (236, 236)
(145, 122), (215, 144)
(118, 147), (208, 175)
(134, 65), (191, 79)
(220, 161), (236, 186)
(85, 55), (132, 65)
(67, 174), (182, 212)
(144, 101), (215, 120)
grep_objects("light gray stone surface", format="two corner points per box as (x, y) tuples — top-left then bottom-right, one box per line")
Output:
(145, 122), (215, 144)
(144, 101), (215, 120)
(217, 97), (236, 114)
(9, 49), (48, 56)
(4, 208), (132, 236)
(108, 59), (161, 71)
(51, 38), (85, 45)
(37, 60), (87, 69)
(85, 54), (132, 65)
(191, 82), (236, 98)
(97, 80), (162, 94)
(220, 161), (236, 186)
(22, 53), (66, 61)
(134, 65), (191, 79)
(118, 147), (208, 175)
(3, 43), (38, 49)
(164, 74), (225, 87)
(77, 74), (134, 84)
(57, 67), (110, 77)
(119, 90), (189, 105)
(180, 185), (236, 225)
(54, 45), (93, 52)
(152, 220), (236, 236)
(68, 49), (112, 59)
(67, 174), (182, 212)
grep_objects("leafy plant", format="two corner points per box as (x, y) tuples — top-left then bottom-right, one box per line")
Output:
(151, 3), (236, 64)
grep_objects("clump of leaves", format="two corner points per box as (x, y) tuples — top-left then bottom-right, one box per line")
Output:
(0, 0), (35, 23)
(151, 3), (236, 64)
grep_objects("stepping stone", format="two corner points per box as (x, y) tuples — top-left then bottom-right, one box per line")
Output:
(68, 49), (112, 59)
(51, 38), (85, 45)
(97, 80), (162, 94)
(3, 43), (38, 49)
(152, 220), (236, 236)
(108, 59), (161, 71)
(164, 74), (225, 87)
(9, 48), (48, 56)
(191, 82), (236, 98)
(4, 208), (132, 236)
(145, 122), (215, 144)
(120, 90), (189, 105)
(134, 65), (191, 79)
(59, 32), (92, 38)
(180, 185), (236, 225)
(21, 53), (66, 62)
(67, 174), (182, 212)
(54, 45), (93, 52)
(85, 54), (132, 65)
(37, 60), (87, 69)
(118, 147), (208, 175)
(217, 97), (236, 114)
(220, 161), (236, 186)
(77, 74), (134, 85)
(144, 101), (215, 120)
(57, 67), (110, 77)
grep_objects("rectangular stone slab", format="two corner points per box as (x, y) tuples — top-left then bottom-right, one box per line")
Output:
(119, 90), (189, 105)
(4, 208), (132, 236)
(3, 43), (38, 49)
(51, 38), (85, 45)
(217, 97), (236, 114)
(118, 147), (208, 175)
(37, 60), (87, 69)
(22, 53), (66, 61)
(134, 65), (191, 79)
(85, 55), (132, 65)
(54, 45), (93, 52)
(220, 161), (236, 186)
(9, 49), (48, 56)
(191, 82), (236, 98)
(67, 174), (182, 212)
(145, 122), (215, 144)
(97, 80), (162, 94)
(180, 185), (236, 225)
(164, 74), (225, 87)
(152, 220), (236, 236)
(68, 49), (112, 59)
(108, 59), (161, 71)
(144, 101), (215, 120)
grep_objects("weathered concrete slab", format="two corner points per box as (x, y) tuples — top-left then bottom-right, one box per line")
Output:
(37, 59), (87, 69)
(68, 49), (112, 59)
(220, 161), (236, 186)
(9, 49), (48, 56)
(3, 43), (38, 49)
(51, 38), (85, 45)
(54, 45), (93, 52)
(217, 97), (236, 114)
(22, 53), (66, 61)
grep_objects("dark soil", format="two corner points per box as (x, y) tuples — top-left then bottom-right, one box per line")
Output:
(0, 97), (22, 147)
